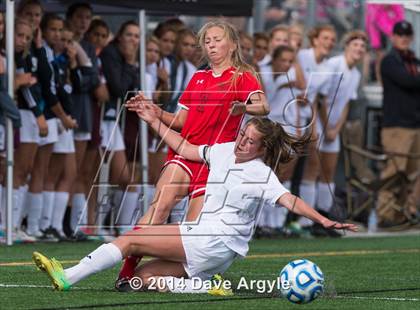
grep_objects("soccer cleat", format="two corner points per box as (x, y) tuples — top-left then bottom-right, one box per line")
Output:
(114, 277), (134, 292)
(208, 274), (233, 296)
(32, 251), (71, 291)
(13, 229), (36, 243)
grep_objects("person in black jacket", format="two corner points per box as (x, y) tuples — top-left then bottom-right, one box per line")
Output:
(100, 20), (140, 233)
(13, 18), (48, 239)
(66, 2), (101, 236)
(41, 16), (80, 241)
(379, 20), (420, 226)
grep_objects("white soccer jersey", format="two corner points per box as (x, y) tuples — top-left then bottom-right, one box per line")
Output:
(196, 142), (289, 257)
(319, 55), (361, 127)
(297, 48), (331, 103)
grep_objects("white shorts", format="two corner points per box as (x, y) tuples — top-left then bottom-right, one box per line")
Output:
(19, 110), (40, 144)
(74, 131), (92, 141)
(0, 124), (5, 151)
(318, 132), (340, 153)
(180, 223), (237, 280)
(39, 118), (59, 146)
(100, 120), (125, 151)
(53, 120), (75, 154)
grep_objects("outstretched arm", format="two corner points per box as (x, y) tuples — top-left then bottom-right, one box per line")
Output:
(277, 193), (358, 231)
(126, 93), (202, 162)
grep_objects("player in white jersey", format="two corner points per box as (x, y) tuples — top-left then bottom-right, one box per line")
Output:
(315, 31), (368, 218)
(33, 107), (357, 293)
(295, 25), (337, 233)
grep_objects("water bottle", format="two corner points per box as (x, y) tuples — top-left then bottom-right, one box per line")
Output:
(368, 207), (377, 233)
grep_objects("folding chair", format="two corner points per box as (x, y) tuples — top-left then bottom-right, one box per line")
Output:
(341, 129), (419, 225)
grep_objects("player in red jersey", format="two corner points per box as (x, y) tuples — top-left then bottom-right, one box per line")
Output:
(115, 20), (269, 288)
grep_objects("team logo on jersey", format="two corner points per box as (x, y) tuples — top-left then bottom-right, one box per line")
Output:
(196, 79), (204, 84)
(31, 57), (38, 72)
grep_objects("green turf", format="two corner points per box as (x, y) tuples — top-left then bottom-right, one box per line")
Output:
(1, 235), (419, 309)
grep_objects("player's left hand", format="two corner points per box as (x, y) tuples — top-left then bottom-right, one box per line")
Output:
(322, 219), (358, 232)
(325, 128), (338, 142)
(230, 101), (246, 116)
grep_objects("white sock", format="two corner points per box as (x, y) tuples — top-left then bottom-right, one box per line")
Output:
(298, 181), (316, 227)
(26, 192), (43, 234)
(71, 193), (86, 232)
(12, 189), (22, 230)
(96, 192), (112, 228)
(317, 182), (335, 213)
(266, 207), (284, 229)
(116, 192), (140, 231)
(64, 243), (122, 285)
(162, 276), (208, 293)
(40, 191), (55, 231)
(19, 185), (29, 222)
(51, 192), (69, 233)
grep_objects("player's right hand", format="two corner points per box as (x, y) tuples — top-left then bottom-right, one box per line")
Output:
(36, 115), (49, 137)
(62, 115), (78, 130)
(125, 92), (159, 114)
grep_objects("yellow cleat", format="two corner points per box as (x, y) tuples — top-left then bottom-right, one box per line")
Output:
(208, 274), (234, 296)
(32, 251), (71, 291)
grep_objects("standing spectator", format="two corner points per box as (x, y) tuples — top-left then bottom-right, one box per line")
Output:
(66, 2), (100, 235)
(378, 21), (420, 227)
(43, 20), (79, 241)
(13, 18), (48, 239)
(83, 19), (111, 233)
(100, 20), (142, 233)
(295, 24), (336, 236)
(316, 31), (368, 236)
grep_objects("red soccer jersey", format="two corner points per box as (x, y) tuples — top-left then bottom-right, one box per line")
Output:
(177, 66), (263, 146)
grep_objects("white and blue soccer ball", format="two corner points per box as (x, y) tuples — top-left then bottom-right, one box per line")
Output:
(279, 259), (324, 304)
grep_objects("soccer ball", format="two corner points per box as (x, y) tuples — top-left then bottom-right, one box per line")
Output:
(279, 259), (324, 304)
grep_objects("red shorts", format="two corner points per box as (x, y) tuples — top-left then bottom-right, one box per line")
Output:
(164, 149), (208, 199)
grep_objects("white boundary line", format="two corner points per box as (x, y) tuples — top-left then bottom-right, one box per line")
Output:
(335, 295), (419, 302)
(0, 283), (92, 290)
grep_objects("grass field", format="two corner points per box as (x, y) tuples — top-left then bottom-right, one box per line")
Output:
(1, 234), (419, 310)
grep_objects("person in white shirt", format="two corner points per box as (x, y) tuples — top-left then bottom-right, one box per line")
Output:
(33, 104), (357, 292)
(252, 32), (270, 70)
(259, 45), (306, 233)
(315, 31), (368, 218)
(295, 24), (337, 233)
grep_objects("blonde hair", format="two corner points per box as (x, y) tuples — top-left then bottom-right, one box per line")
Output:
(307, 24), (336, 47)
(342, 30), (368, 47)
(197, 20), (257, 88)
(269, 24), (289, 39)
(147, 35), (160, 48)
